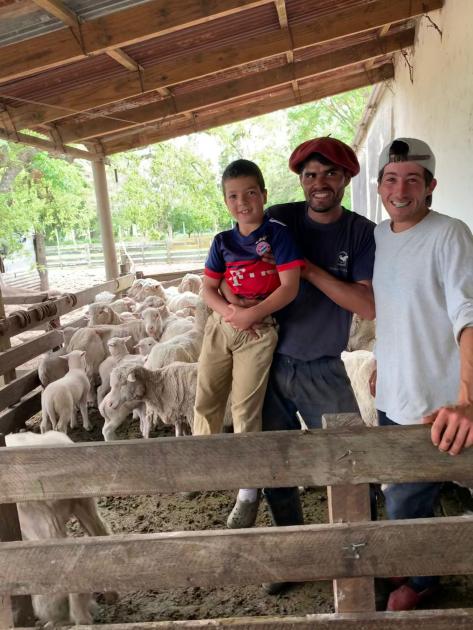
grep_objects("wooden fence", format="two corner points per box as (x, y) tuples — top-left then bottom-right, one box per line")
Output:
(1, 424), (473, 628)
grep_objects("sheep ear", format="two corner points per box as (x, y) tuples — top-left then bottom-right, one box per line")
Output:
(59, 354), (70, 361)
(80, 351), (86, 358)
(124, 336), (132, 342)
(127, 371), (136, 382)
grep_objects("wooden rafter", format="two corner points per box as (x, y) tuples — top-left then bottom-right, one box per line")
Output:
(274, 0), (299, 100)
(55, 29), (414, 144)
(0, 127), (99, 161)
(101, 64), (394, 155)
(0, 0), (273, 84)
(106, 48), (142, 73)
(5, 0), (440, 131)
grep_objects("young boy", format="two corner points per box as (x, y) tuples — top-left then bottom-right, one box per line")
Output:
(193, 159), (304, 528)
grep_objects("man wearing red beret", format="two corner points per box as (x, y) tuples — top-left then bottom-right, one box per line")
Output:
(260, 136), (376, 593)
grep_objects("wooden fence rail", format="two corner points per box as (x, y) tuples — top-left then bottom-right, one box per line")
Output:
(2, 427), (473, 504)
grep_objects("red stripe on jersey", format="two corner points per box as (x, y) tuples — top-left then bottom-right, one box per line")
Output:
(277, 259), (305, 272)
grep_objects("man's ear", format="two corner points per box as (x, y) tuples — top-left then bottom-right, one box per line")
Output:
(263, 189), (268, 204)
(344, 173), (351, 187)
(428, 178), (437, 194)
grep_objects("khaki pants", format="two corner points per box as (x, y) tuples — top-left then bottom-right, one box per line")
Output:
(194, 311), (278, 435)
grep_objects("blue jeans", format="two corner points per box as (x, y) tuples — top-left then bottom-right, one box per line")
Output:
(262, 354), (359, 521)
(378, 410), (441, 591)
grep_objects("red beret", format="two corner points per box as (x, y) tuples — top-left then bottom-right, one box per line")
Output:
(288, 137), (360, 177)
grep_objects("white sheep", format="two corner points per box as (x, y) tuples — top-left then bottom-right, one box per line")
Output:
(66, 327), (106, 403)
(98, 336), (145, 406)
(99, 391), (147, 441)
(4, 431), (114, 626)
(134, 294), (167, 313)
(167, 290), (200, 314)
(134, 336), (157, 356)
(107, 362), (198, 437)
(341, 350), (377, 427)
(87, 302), (122, 325)
(41, 350), (91, 433)
(128, 278), (167, 302)
(91, 307), (164, 350)
(160, 315), (194, 342)
(178, 273), (202, 294)
(347, 314), (376, 352)
(38, 347), (68, 387)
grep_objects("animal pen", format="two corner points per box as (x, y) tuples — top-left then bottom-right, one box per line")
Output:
(1, 272), (473, 628)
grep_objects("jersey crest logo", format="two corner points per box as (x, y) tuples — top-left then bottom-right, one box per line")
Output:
(337, 251), (349, 268)
(256, 238), (272, 257)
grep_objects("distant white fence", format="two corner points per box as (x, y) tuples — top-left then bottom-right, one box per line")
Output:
(45, 237), (212, 268)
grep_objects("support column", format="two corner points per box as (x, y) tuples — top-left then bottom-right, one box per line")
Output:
(91, 158), (119, 280)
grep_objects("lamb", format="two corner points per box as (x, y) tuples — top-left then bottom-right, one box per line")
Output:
(160, 315), (194, 342)
(5, 431), (114, 626)
(341, 349), (377, 427)
(94, 291), (136, 314)
(134, 294), (167, 313)
(65, 327), (106, 401)
(38, 346), (68, 387)
(134, 336), (157, 356)
(97, 336), (131, 405)
(41, 350), (91, 433)
(178, 273), (202, 294)
(107, 362), (198, 437)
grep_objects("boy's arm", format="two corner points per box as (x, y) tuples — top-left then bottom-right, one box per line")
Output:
(224, 267), (300, 330)
(202, 275), (232, 318)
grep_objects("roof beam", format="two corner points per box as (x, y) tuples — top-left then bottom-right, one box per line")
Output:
(0, 127), (100, 161)
(106, 48), (143, 72)
(0, 0), (272, 84)
(56, 28), (414, 144)
(102, 63), (394, 155)
(6, 0), (441, 130)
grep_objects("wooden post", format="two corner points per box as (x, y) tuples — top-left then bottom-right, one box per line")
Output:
(0, 434), (35, 628)
(322, 413), (376, 613)
(33, 232), (49, 291)
(0, 286), (16, 386)
(91, 158), (119, 280)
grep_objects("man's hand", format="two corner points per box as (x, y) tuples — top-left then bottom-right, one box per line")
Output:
(224, 304), (262, 330)
(422, 403), (473, 455)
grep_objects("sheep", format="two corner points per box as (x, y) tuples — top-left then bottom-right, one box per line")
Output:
(134, 336), (157, 356)
(5, 430), (114, 626)
(91, 307), (164, 350)
(38, 346), (68, 387)
(107, 362), (198, 437)
(134, 294), (167, 313)
(99, 392), (147, 441)
(97, 336), (144, 406)
(94, 291), (136, 314)
(41, 350), (91, 433)
(87, 302), (122, 325)
(178, 273), (202, 294)
(65, 327), (106, 402)
(347, 314), (376, 352)
(341, 349), (377, 427)
(160, 315), (194, 342)
(167, 290), (200, 314)
(128, 278), (167, 302)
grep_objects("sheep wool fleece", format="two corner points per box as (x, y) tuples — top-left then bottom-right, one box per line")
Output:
(194, 311), (278, 435)
(374, 210), (473, 424)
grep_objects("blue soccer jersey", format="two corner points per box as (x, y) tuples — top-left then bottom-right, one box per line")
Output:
(205, 215), (304, 300)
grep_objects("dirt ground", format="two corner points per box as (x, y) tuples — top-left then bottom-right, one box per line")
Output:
(24, 407), (473, 626)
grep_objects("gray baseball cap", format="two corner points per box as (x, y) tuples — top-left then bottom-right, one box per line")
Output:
(378, 137), (435, 176)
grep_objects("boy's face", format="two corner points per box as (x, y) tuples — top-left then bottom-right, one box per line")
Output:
(223, 176), (267, 229)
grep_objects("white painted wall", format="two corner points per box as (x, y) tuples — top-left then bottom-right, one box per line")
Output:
(353, 0), (473, 229)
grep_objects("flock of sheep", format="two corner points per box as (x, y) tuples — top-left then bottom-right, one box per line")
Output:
(6, 272), (377, 626)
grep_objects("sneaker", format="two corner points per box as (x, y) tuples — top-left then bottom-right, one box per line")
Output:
(226, 493), (260, 528)
(387, 584), (437, 611)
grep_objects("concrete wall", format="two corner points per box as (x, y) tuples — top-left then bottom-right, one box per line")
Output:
(353, 0), (473, 229)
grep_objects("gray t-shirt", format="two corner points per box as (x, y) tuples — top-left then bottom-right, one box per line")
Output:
(373, 210), (473, 424)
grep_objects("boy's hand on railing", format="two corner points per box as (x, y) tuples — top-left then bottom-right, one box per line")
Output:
(423, 403), (473, 455)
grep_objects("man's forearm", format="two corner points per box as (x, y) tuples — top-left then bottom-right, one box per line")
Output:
(458, 327), (473, 403)
(303, 261), (375, 320)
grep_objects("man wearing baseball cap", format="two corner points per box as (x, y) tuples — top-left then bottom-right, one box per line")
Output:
(373, 137), (473, 610)
(256, 136), (376, 593)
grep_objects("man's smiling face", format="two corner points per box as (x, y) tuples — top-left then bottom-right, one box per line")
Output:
(299, 159), (350, 215)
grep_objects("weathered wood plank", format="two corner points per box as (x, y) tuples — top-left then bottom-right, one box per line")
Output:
(323, 414), (375, 613)
(0, 330), (63, 376)
(0, 1), (270, 84)
(0, 369), (41, 413)
(0, 435), (34, 627)
(1, 517), (472, 595)
(0, 273), (135, 338)
(2, 293), (49, 305)
(103, 65), (393, 155)
(57, 28), (414, 143)
(9, 0), (442, 130)
(0, 390), (42, 435)
(15, 609), (473, 628)
(1, 426), (473, 503)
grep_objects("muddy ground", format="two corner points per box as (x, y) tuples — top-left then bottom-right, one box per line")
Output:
(24, 407), (473, 626)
